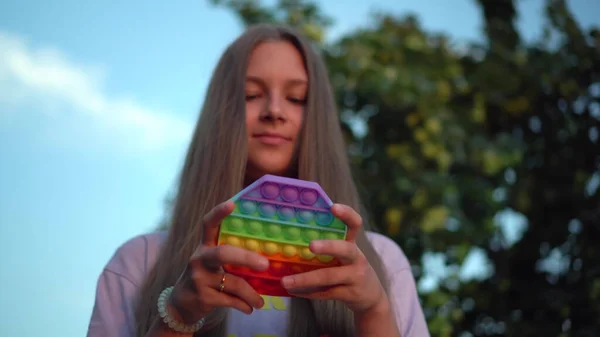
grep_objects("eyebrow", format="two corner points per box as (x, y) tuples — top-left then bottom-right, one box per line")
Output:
(246, 75), (307, 87)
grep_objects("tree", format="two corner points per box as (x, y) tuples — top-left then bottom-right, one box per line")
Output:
(161, 0), (600, 335)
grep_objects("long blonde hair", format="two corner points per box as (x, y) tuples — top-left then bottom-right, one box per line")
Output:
(134, 23), (390, 337)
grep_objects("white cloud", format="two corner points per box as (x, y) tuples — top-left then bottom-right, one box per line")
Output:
(0, 31), (193, 151)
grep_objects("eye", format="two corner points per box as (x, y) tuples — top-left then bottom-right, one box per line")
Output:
(288, 97), (306, 105)
(245, 93), (262, 101)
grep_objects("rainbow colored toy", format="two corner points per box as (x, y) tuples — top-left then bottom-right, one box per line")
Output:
(217, 174), (347, 297)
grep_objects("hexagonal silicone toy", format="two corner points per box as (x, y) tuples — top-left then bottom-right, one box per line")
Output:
(217, 174), (347, 297)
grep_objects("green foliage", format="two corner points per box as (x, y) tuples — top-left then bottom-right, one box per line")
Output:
(158, 0), (600, 335)
(209, 0), (332, 43)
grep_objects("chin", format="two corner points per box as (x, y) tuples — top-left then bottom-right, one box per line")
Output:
(247, 161), (294, 180)
(259, 166), (289, 176)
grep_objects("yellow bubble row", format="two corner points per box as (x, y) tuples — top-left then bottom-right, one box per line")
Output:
(222, 235), (333, 263)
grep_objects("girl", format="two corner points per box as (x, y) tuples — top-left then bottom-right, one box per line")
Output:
(87, 24), (430, 337)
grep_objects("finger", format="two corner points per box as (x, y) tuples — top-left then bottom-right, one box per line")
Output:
(202, 288), (255, 315)
(309, 239), (362, 265)
(202, 200), (235, 246)
(211, 273), (265, 310)
(287, 285), (346, 301)
(282, 285), (331, 294)
(331, 204), (363, 242)
(281, 265), (355, 291)
(200, 245), (269, 271)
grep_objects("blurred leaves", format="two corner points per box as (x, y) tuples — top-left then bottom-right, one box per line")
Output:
(209, 0), (332, 44)
(197, 0), (600, 335)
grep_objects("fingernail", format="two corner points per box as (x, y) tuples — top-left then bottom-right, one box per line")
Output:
(258, 258), (269, 269)
(310, 241), (322, 251)
(281, 276), (293, 288)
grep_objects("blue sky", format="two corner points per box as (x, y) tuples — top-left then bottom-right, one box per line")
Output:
(0, 1), (597, 336)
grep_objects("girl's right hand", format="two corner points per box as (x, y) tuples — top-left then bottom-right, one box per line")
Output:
(168, 200), (269, 324)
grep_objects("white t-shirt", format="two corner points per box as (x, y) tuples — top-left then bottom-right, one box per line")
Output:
(86, 231), (430, 337)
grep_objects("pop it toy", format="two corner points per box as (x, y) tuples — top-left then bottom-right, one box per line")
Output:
(217, 174), (347, 297)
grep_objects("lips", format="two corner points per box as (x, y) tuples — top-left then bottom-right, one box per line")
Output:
(253, 132), (291, 145)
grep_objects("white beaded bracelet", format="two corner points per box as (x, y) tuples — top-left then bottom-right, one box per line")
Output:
(157, 286), (206, 334)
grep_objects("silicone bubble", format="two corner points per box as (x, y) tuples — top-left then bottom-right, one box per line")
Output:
(217, 174), (347, 297)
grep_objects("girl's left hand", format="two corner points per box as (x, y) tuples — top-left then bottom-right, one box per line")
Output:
(280, 204), (387, 314)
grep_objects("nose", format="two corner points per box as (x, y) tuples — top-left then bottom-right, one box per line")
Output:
(260, 94), (286, 122)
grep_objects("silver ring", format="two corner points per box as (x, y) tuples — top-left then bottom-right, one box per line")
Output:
(219, 273), (226, 292)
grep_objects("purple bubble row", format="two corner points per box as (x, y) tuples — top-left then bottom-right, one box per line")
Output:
(260, 182), (319, 206)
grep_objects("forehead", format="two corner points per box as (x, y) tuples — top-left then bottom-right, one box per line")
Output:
(246, 40), (308, 83)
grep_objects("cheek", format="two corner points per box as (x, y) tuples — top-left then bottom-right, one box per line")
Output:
(288, 106), (305, 137)
(245, 102), (261, 133)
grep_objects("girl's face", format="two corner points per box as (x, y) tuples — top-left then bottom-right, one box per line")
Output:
(244, 40), (307, 181)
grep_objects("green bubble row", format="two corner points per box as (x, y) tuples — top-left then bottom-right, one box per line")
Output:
(222, 216), (345, 244)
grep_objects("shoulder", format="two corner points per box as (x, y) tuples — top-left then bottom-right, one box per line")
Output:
(87, 232), (169, 336)
(103, 231), (168, 285)
(365, 232), (431, 336)
(365, 231), (411, 275)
